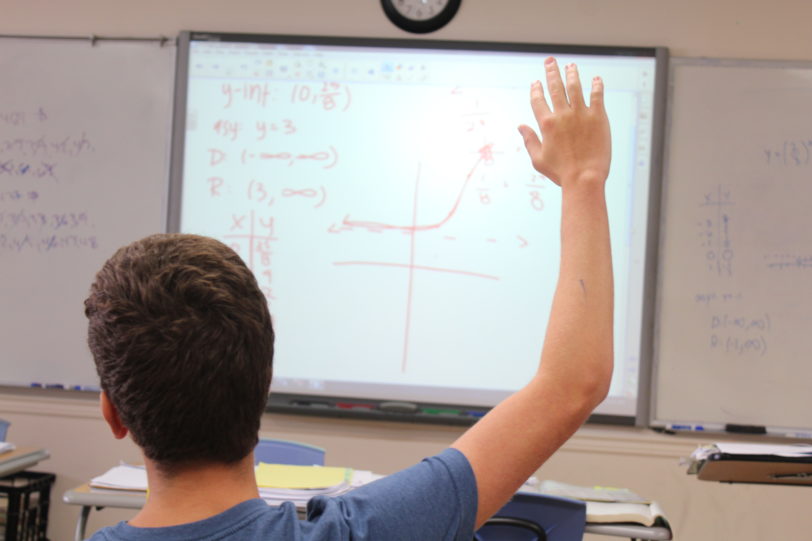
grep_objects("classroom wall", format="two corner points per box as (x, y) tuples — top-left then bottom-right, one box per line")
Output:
(3, 1), (812, 540)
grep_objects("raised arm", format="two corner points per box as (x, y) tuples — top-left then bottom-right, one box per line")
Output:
(451, 57), (614, 528)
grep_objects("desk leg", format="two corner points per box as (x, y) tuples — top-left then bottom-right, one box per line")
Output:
(75, 505), (92, 541)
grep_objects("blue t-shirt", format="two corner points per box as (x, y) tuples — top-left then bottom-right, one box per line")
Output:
(89, 448), (477, 541)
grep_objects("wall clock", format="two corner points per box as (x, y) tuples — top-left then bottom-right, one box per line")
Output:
(381, 0), (463, 34)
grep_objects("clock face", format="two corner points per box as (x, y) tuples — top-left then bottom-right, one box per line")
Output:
(381, 0), (462, 34)
(392, 0), (450, 21)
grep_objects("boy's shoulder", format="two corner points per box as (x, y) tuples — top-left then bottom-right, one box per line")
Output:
(88, 499), (293, 541)
(89, 449), (476, 541)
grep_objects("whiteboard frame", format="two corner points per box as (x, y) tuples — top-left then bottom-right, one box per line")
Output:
(0, 34), (175, 390)
(635, 47), (670, 426)
(168, 31), (669, 426)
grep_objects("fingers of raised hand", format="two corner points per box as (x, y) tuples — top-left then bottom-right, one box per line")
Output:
(589, 75), (605, 112)
(565, 63), (586, 110)
(544, 57), (569, 111)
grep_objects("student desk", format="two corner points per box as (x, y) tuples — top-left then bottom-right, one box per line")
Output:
(63, 484), (672, 541)
(64, 484), (143, 541)
(0, 447), (50, 477)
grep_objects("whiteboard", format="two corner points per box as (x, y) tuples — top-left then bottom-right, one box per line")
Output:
(653, 57), (812, 434)
(0, 37), (175, 388)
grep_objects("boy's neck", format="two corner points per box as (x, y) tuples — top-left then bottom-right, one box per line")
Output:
(129, 455), (260, 528)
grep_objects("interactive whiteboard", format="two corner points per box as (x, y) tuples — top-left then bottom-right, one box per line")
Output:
(0, 37), (174, 388)
(653, 58), (812, 436)
(171, 32), (667, 422)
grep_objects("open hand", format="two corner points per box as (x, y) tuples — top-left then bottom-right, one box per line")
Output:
(518, 58), (611, 189)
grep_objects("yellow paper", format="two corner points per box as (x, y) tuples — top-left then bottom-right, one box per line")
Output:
(255, 463), (351, 489)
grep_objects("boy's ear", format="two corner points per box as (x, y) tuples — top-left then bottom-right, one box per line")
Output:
(100, 391), (129, 440)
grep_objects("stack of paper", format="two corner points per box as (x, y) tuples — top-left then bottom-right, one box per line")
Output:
(686, 442), (812, 474)
(255, 463), (381, 506)
(537, 480), (649, 504)
(90, 464), (147, 492)
(536, 480), (670, 528)
(256, 463), (348, 506)
(88, 462), (382, 507)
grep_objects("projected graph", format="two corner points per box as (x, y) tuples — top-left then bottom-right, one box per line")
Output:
(335, 155), (497, 373)
(183, 68), (563, 380)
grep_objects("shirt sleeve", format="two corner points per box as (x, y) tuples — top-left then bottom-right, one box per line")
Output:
(303, 447), (478, 541)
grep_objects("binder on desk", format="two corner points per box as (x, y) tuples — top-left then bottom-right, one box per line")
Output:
(689, 443), (812, 485)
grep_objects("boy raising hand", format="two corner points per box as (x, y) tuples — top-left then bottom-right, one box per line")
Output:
(85, 58), (612, 540)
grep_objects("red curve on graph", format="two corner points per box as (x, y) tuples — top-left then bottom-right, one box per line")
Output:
(340, 148), (489, 233)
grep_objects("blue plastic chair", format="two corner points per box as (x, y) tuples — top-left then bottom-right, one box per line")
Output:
(0, 418), (9, 442)
(254, 438), (325, 466)
(474, 492), (586, 541)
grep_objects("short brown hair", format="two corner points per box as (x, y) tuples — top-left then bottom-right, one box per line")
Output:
(85, 234), (273, 471)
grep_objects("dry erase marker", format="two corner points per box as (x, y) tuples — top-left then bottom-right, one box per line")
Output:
(422, 408), (462, 416)
(379, 401), (419, 414)
(291, 400), (331, 408)
(666, 423), (723, 432)
(336, 402), (374, 410)
(666, 424), (704, 431)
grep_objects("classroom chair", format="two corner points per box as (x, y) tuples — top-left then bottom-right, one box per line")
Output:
(254, 438), (326, 466)
(474, 492), (586, 541)
(0, 418), (9, 441)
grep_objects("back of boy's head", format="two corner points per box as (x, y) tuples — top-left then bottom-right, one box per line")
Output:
(85, 233), (274, 472)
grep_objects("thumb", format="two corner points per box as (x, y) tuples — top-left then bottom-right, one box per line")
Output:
(518, 124), (543, 168)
